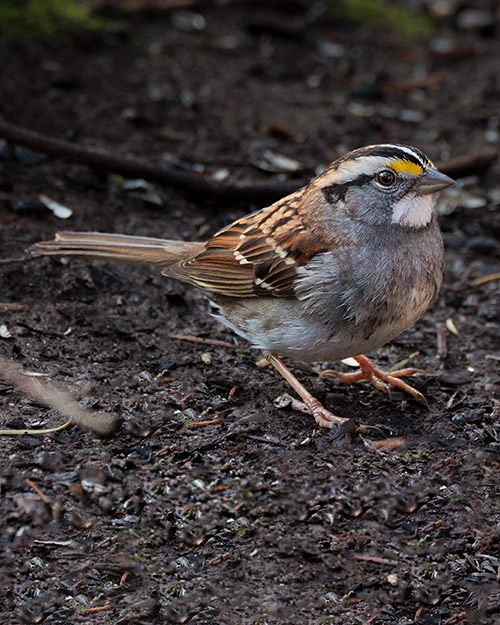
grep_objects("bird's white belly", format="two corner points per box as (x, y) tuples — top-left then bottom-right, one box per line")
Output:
(253, 319), (407, 362)
(214, 288), (432, 363)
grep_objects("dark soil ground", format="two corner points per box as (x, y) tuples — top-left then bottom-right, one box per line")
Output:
(1, 3), (499, 624)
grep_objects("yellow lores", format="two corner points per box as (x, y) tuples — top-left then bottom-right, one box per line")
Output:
(390, 159), (425, 175)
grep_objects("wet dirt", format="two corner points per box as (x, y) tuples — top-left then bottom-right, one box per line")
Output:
(1, 4), (499, 624)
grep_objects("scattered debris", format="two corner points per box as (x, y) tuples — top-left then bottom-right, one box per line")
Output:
(121, 178), (163, 205)
(446, 318), (460, 337)
(171, 10), (206, 32)
(39, 194), (73, 219)
(254, 150), (302, 173)
(0, 324), (11, 338)
(1, 7), (500, 623)
(200, 351), (212, 365)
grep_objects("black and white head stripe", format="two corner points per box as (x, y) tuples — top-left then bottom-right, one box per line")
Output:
(348, 144), (432, 169)
(320, 144), (434, 186)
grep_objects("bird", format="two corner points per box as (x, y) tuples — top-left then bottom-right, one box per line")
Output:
(29, 144), (454, 431)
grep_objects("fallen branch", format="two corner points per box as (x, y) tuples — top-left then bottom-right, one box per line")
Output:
(351, 554), (398, 565)
(103, 0), (306, 13)
(0, 117), (300, 203)
(0, 356), (120, 437)
(0, 302), (27, 311)
(0, 256), (37, 265)
(0, 117), (496, 204)
(26, 478), (51, 505)
(438, 147), (498, 179)
(474, 272), (500, 286)
(165, 333), (236, 349)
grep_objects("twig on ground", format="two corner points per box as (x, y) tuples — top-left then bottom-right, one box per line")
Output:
(0, 417), (72, 436)
(351, 554), (398, 565)
(474, 272), (500, 286)
(0, 302), (27, 311)
(0, 256), (36, 264)
(0, 356), (120, 437)
(1, 117), (495, 204)
(370, 437), (406, 451)
(437, 324), (448, 360)
(26, 478), (52, 505)
(165, 334), (236, 349)
(437, 147), (498, 179)
(188, 418), (221, 427)
(82, 605), (113, 613)
(104, 0), (306, 14)
(0, 117), (298, 203)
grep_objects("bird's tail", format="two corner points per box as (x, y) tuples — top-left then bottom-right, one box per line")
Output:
(28, 232), (204, 269)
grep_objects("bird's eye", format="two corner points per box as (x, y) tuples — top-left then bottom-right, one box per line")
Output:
(376, 170), (396, 187)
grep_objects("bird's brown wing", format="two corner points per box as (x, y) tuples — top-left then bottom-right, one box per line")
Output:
(166, 190), (328, 298)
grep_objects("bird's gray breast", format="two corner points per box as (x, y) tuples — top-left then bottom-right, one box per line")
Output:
(294, 219), (444, 355)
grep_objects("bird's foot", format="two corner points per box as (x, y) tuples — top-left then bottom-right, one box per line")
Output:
(267, 352), (371, 433)
(322, 354), (428, 406)
(276, 393), (349, 429)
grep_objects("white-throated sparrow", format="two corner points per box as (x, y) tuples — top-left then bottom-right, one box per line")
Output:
(30, 144), (454, 430)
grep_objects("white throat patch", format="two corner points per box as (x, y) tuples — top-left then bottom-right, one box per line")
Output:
(391, 192), (435, 228)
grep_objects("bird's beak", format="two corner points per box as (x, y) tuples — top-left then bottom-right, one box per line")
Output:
(416, 169), (455, 195)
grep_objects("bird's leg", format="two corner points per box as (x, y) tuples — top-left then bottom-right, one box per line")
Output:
(266, 352), (357, 430)
(322, 354), (427, 405)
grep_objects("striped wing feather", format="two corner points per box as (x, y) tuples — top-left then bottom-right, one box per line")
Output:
(168, 191), (327, 298)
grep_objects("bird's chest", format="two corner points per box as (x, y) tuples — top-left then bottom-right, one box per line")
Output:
(311, 272), (437, 363)
(355, 281), (436, 348)
(346, 245), (442, 349)
(297, 227), (444, 355)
